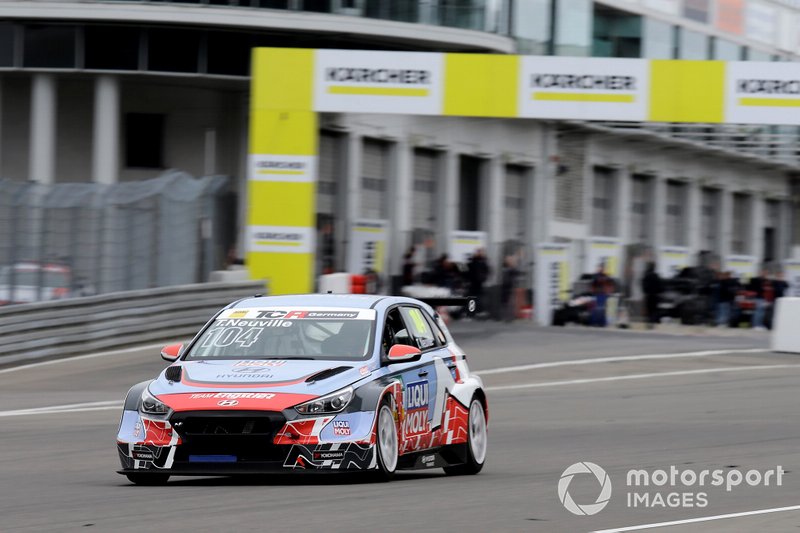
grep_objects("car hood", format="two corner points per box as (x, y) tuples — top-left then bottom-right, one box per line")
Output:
(148, 359), (373, 412)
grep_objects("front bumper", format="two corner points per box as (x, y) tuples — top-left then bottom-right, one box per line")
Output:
(116, 409), (377, 474)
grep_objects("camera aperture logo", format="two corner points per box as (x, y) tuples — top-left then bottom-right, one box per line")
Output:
(559, 461), (785, 516)
(558, 462), (612, 516)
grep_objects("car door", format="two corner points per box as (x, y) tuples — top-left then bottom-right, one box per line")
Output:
(396, 305), (446, 451)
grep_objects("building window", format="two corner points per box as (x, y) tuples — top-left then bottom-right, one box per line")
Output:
(556, 0), (592, 56)
(731, 193), (751, 254)
(642, 18), (673, 59)
(24, 25), (77, 68)
(504, 164), (529, 244)
(677, 27), (709, 59)
(125, 113), (165, 169)
(147, 28), (201, 73)
(459, 155), (485, 231)
(361, 139), (390, 220)
(592, 5), (642, 58)
(513, 0), (551, 54)
(712, 37), (741, 60)
(591, 167), (617, 237)
(665, 180), (687, 246)
(207, 31), (252, 76)
(0, 23), (15, 67)
(84, 25), (141, 71)
(631, 174), (653, 243)
(701, 187), (720, 252)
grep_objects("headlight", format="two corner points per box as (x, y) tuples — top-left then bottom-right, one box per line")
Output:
(295, 386), (354, 415)
(140, 388), (170, 416)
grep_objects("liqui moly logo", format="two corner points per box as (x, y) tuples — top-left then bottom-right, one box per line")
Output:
(404, 381), (430, 437)
(332, 420), (351, 436)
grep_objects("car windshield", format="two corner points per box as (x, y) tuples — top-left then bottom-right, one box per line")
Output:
(185, 307), (376, 361)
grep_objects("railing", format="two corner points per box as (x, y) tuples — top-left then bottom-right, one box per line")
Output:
(0, 280), (265, 365)
(593, 122), (800, 168)
(77, 0), (507, 35)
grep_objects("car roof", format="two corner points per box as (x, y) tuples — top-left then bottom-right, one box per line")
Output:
(229, 293), (433, 313)
(230, 293), (387, 309)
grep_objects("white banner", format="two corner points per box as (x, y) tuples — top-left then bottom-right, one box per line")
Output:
(248, 154), (316, 182)
(725, 62), (800, 125)
(448, 231), (487, 264)
(725, 254), (758, 281)
(585, 237), (622, 278)
(535, 243), (571, 326)
(658, 246), (690, 278)
(314, 50), (443, 115)
(518, 57), (649, 121)
(783, 260), (800, 297)
(247, 225), (314, 254)
(347, 219), (388, 274)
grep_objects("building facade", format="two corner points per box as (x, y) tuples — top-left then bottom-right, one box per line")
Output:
(0, 0), (799, 292)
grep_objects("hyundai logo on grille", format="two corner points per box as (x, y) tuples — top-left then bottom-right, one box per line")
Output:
(217, 400), (239, 407)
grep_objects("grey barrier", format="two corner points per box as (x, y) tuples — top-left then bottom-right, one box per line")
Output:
(0, 280), (265, 366)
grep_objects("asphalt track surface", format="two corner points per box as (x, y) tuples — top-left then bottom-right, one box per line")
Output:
(2, 322), (799, 532)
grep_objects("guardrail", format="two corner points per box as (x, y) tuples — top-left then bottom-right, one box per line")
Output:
(0, 280), (265, 365)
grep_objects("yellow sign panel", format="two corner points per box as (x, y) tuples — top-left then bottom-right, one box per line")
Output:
(649, 60), (725, 123)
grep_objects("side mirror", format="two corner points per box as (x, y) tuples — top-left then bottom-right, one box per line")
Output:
(161, 343), (183, 362)
(387, 344), (421, 362)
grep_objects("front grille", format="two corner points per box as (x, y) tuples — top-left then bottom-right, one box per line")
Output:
(170, 410), (287, 464)
(180, 416), (274, 436)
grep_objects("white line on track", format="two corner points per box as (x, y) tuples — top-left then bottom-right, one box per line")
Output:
(474, 348), (765, 376)
(591, 504), (800, 532)
(0, 400), (123, 417)
(0, 343), (165, 375)
(484, 364), (800, 392)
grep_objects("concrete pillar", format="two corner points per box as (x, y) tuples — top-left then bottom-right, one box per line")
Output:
(652, 175), (667, 251)
(533, 123), (555, 244)
(616, 165), (632, 244)
(441, 150), (459, 245)
(487, 155), (505, 280)
(29, 74), (57, 184)
(390, 139), (413, 276)
(686, 179), (702, 253)
(343, 132), (362, 266)
(0, 76), (3, 176)
(779, 199), (793, 261)
(91, 75), (120, 184)
(719, 187), (733, 260)
(750, 194), (765, 263)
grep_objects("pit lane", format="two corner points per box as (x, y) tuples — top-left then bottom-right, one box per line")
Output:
(1, 323), (798, 532)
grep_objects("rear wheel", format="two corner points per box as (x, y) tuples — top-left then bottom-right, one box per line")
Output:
(374, 400), (398, 481)
(125, 473), (170, 485)
(444, 397), (487, 476)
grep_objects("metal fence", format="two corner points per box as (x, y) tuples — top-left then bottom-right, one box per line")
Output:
(0, 171), (233, 305)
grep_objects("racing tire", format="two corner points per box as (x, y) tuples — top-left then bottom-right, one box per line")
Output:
(373, 399), (398, 481)
(125, 473), (170, 485)
(444, 396), (487, 476)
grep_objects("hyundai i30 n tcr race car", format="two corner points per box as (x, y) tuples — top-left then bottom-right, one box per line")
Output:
(117, 294), (488, 484)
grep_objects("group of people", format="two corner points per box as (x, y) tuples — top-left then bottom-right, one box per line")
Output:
(642, 263), (790, 329)
(401, 246), (521, 320)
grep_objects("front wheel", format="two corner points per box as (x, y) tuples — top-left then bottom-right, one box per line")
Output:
(374, 401), (398, 481)
(125, 473), (170, 485)
(444, 397), (487, 476)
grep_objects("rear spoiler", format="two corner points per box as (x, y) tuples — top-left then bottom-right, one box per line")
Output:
(418, 296), (477, 315)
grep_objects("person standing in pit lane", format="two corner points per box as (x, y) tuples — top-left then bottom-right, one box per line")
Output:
(641, 262), (662, 329)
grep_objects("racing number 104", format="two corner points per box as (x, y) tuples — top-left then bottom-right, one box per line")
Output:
(199, 327), (262, 349)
